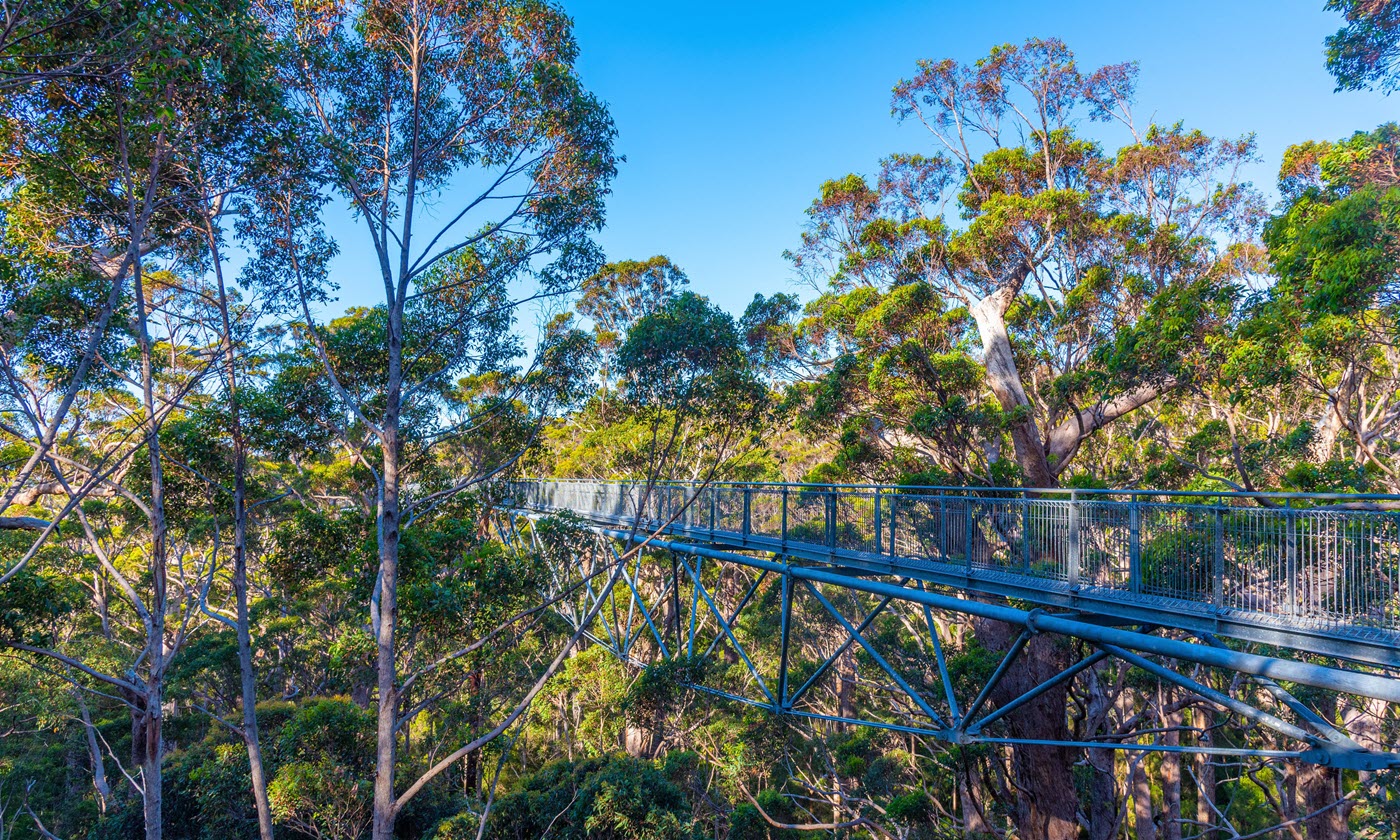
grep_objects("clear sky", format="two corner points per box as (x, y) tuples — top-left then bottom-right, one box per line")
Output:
(323, 0), (1392, 317)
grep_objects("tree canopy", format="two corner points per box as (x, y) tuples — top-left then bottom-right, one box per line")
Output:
(3, 7), (1400, 840)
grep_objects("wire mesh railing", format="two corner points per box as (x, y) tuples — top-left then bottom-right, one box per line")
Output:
(501, 479), (1400, 639)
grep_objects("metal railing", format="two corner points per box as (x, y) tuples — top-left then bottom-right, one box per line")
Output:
(502, 479), (1400, 642)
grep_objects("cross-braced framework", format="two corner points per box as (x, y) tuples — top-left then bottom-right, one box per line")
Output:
(494, 479), (1400, 771)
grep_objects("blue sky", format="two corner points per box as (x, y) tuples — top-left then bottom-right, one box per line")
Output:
(323, 0), (1392, 317)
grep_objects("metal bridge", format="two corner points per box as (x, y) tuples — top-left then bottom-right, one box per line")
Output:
(496, 479), (1400, 770)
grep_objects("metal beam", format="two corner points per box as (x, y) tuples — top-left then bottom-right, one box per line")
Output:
(968, 649), (1110, 735)
(561, 521), (1400, 704)
(499, 510), (1400, 767)
(678, 554), (777, 706)
(1098, 643), (1319, 747)
(804, 581), (947, 728)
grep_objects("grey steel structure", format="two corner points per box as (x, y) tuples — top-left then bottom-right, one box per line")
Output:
(498, 478), (1400, 770)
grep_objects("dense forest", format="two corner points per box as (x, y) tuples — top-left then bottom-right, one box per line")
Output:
(2, 1), (1400, 838)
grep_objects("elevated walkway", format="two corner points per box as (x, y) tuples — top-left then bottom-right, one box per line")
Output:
(506, 479), (1400, 667)
(499, 479), (1400, 769)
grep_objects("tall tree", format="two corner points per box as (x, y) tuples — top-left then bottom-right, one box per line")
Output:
(577, 256), (688, 398)
(788, 38), (1262, 488)
(266, 1), (617, 836)
(1225, 123), (1400, 489)
(1, 3), (285, 837)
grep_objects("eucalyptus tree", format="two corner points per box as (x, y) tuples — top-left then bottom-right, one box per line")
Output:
(0, 2), (285, 837)
(780, 38), (1265, 839)
(263, 1), (616, 835)
(1224, 124), (1400, 490)
(577, 256), (688, 397)
(615, 291), (772, 487)
(176, 82), (305, 840)
(787, 38), (1263, 489)
(0, 0), (140, 93)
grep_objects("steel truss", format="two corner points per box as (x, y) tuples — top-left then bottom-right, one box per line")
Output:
(496, 509), (1400, 771)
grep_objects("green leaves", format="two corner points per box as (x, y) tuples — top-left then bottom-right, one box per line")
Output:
(484, 755), (696, 840)
(618, 291), (764, 422)
(1325, 0), (1400, 92)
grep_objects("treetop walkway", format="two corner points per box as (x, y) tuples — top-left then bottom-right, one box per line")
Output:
(507, 478), (1400, 666)
(498, 478), (1400, 770)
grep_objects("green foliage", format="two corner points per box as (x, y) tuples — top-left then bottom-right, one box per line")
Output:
(726, 790), (800, 840)
(1326, 0), (1400, 92)
(622, 656), (714, 737)
(483, 755), (696, 840)
(619, 292), (764, 420)
(268, 699), (376, 840)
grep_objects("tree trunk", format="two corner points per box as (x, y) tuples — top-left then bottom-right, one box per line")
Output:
(974, 617), (1079, 839)
(1085, 663), (1120, 840)
(1298, 762), (1348, 840)
(212, 218), (276, 840)
(958, 760), (993, 838)
(74, 691), (112, 811)
(1085, 747), (1118, 840)
(969, 287), (1055, 488)
(142, 698), (163, 840)
(1132, 756), (1157, 840)
(837, 650), (857, 724)
(1161, 693), (1182, 840)
(1194, 707), (1216, 834)
(95, 570), (112, 640)
(371, 304), (405, 840)
(1312, 364), (1357, 462)
(134, 250), (168, 840)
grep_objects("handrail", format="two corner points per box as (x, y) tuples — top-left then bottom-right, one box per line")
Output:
(503, 478), (1400, 646)
(515, 476), (1400, 504)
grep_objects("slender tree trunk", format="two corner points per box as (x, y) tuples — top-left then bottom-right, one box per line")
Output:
(958, 762), (992, 839)
(133, 251), (167, 840)
(837, 650), (857, 723)
(74, 691), (112, 811)
(1086, 665), (1119, 840)
(95, 570), (112, 640)
(1195, 707), (1216, 834)
(1132, 756), (1157, 840)
(371, 304), (405, 840)
(1312, 364), (1357, 462)
(209, 213), (276, 840)
(1161, 693), (1182, 840)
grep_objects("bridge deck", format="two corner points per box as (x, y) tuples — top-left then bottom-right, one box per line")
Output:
(506, 479), (1400, 667)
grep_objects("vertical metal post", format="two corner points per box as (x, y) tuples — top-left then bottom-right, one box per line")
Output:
(1129, 498), (1142, 594)
(1286, 507), (1298, 617)
(1213, 507), (1225, 612)
(965, 497), (975, 571)
(709, 488), (717, 534)
(889, 493), (899, 559)
(1022, 497), (1033, 571)
(826, 490), (837, 552)
(939, 495), (947, 562)
(874, 492), (883, 555)
(1068, 491), (1080, 591)
(742, 485), (752, 543)
(688, 555), (702, 659)
(776, 569), (792, 711)
(780, 486), (788, 550)
(670, 550), (683, 653)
